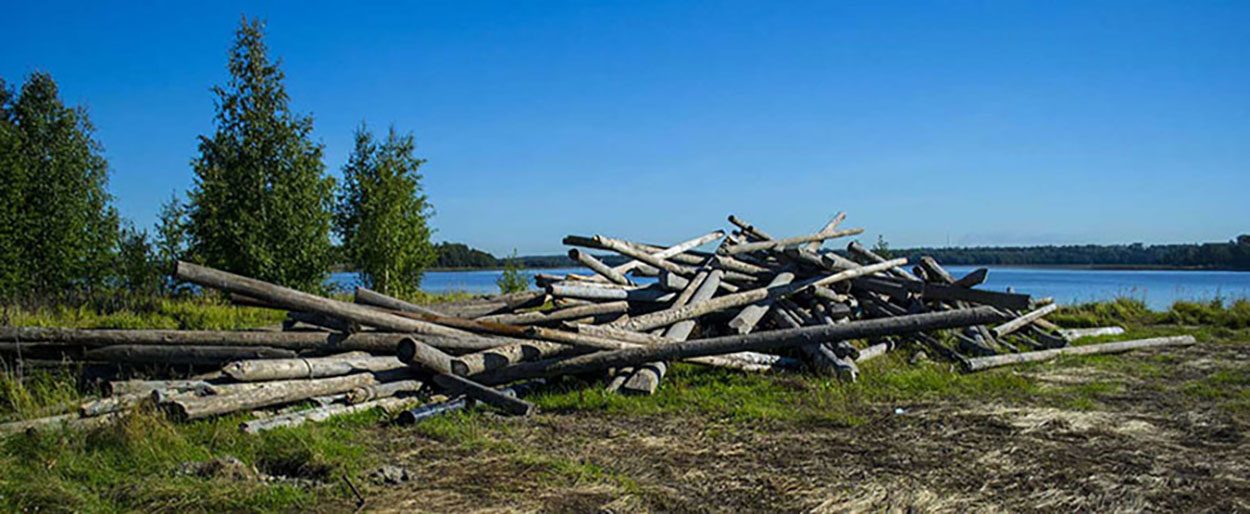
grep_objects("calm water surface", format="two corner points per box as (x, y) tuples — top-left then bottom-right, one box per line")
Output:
(329, 266), (1250, 310)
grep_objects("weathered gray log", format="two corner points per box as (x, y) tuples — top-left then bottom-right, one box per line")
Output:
(83, 345), (296, 365)
(1058, 326), (1125, 340)
(402, 338), (535, 415)
(546, 283), (675, 303)
(175, 261), (468, 337)
(0, 411), (125, 436)
(803, 213), (847, 252)
(447, 339), (585, 376)
(396, 380), (545, 424)
(354, 287), (448, 316)
(846, 240), (922, 281)
(992, 303), (1059, 338)
(346, 379), (424, 404)
(621, 270), (723, 395)
(772, 306), (857, 381)
(594, 230), (725, 277)
(223, 354), (406, 382)
(727, 272), (794, 334)
(855, 341), (893, 363)
(286, 311), (359, 333)
(476, 300), (631, 325)
(964, 336), (1196, 372)
(569, 249), (634, 285)
(953, 268), (990, 288)
(79, 393), (146, 417)
(0, 327), (504, 354)
(434, 290), (549, 319)
(917, 256), (956, 284)
(619, 258), (905, 332)
(720, 227), (864, 255)
(242, 396), (416, 434)
(104, 379), (214, 397)
(475, 307), (1009, 384)
(727, 214), (775, 241)
(164, 373), (377, 420)
(849, 275), (1031, 310)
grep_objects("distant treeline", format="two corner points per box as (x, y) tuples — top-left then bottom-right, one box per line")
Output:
(894, 236), (1250, 270)
(429, 236), (1250, 271)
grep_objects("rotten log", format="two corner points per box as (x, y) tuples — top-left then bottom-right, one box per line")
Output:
(964, 336), (1196, 372)
(354, 287), (448, 316)
(346, 379), (424, 404)
(402, 338), (535, 415)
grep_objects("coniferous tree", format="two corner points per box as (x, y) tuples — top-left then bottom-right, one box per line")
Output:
(335, 124), (436, 296)
(0, 73), (118, 297)
(185, 17), (334, 290)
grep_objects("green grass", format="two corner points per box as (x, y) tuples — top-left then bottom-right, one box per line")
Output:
(1, 294), (1246, 511)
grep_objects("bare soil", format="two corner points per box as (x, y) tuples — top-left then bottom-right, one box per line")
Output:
(353, 341), (1250, 513)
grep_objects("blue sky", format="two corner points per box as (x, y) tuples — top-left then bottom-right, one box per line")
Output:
(3, 1), (1248, 255)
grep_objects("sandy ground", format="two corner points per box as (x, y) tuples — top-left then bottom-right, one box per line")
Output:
(350, 340), (1250, 513)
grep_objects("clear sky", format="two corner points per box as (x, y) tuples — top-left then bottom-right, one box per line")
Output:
(3, 1), (1248, 255)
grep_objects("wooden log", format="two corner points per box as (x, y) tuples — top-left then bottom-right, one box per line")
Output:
(396, 381), (545, 424)
(164, 373), (377, 420)
(964, 336), (1196, 372)
(104, 379), (213, 397)
(83, 345), (296, 365)
(79, 393), (145, 417)
(621, 270), (722, 395)
(223, 354), (406, 382)
(772, 306), (857, 380)
(953, 268), (989, 288)
(286, 311), (359, 333)
(584, 230), (725, 277)
(803, 213), (846, 252)
(241, 396), (415, 434)
(619, 258), (905, 332)
(1058, 326), (1125, 340)
(175, 261), (468, 337)
(448, 339), (585, 376)
(346, 379), (424, 404)
(0, 327), (505, 354)
(727, 272), (794, 334)
(992, 303), (1059, 338)
(402, 338), (535, 415)
(846, 240), (921, 281)
(917, 256), (956, 284)
(568, 249), (634, 285)
(435, 290), (549, 319)
(354, 287), (448, 316)
(0, 411), (125, 436)
(547, 283), (675, 303)
(720, 227), (864, 255)
(476, 300), (631, 325)
(476, 307), (1009, 384)
(855, 341), (893, 363)
(726, 215), (775, 241)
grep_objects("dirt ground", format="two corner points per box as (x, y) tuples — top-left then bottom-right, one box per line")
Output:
(352, 341), (1250, 513)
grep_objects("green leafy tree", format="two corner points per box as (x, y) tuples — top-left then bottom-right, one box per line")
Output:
(153, 194), (189, 292)
(185, 17), (334, 291)
(116, 223), (161, 296)
(872, 234), (893, 259)
(335, 124), (436, 296)
(496, 250), (529, 294)
(0, 73), (119, 297)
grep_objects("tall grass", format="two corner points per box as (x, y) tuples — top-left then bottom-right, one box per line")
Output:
(1052, 296), (1250, 329)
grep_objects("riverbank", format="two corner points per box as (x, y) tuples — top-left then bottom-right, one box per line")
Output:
(0, 296), (1247, 511)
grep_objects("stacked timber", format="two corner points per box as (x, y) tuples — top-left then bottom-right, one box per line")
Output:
(0, 212), (1189, 435)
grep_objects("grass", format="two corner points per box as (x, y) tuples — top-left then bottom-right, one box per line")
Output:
(1, 294), (1248, 511)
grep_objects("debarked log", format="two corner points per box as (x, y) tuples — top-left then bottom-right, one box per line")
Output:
(223, 354), (407, 382)
(474, 307), (1010, 384)
(163, 373), (377, 420)
(241, 396), (417, 434)
(992, 303), (1059, 338)
(346, 380), (424, 404)
(354, 286), (448, 316)
(476, 300), (632, 325)
(1058, 326), (1125, 340)
(963, 336), (1196, 372)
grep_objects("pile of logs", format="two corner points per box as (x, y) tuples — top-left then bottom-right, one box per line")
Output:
(1, 213), (1195, 435)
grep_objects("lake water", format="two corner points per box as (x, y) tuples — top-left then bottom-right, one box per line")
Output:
(329, 266), (1250, 311)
